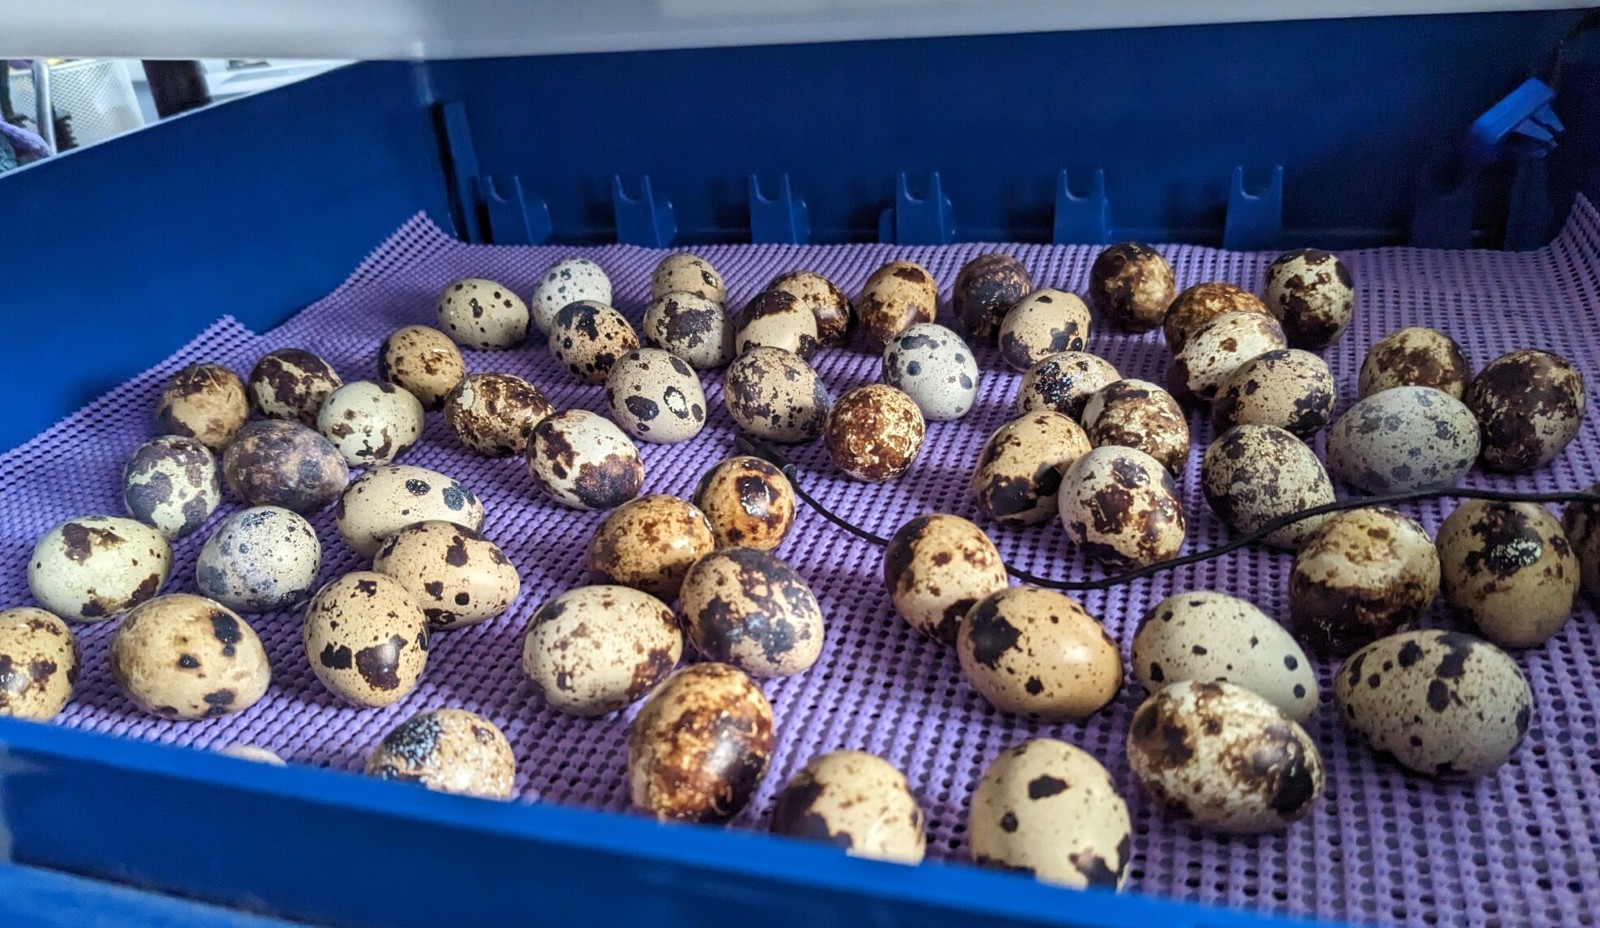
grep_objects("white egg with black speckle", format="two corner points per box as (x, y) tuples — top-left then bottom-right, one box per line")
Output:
(122, 435), (222, 540)
(437, 277), (530, 349)
(881, 323), (979, 422)
(1327, 386), (1480, 494)
(196, 506), (322, 613)
(531, 257), (613, 335)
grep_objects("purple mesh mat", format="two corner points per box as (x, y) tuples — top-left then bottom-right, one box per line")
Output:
(8, 199), (1600, 928)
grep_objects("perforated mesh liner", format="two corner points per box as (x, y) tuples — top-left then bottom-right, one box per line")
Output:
(11, 200), (1600, 928)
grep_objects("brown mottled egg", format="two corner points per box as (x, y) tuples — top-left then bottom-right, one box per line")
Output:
(316, 380), (425, 467)
(735, 290), (820, 361)
(335, 464), (484, 557)
(526, 409), (645, 511)
(1289, 507), (1440, 656)
(1128, 680), (1323, 833)
(858, 260), (937, 349)
(302, 571), (430, 707)
(971, 411), (1092, 526)
(957, 586), (1121, 720)
(1201, 425), (1335, 549)
(1088, 242), (1176, 333)
(883, 514), (1009, 645)
(693, 456), (797, 552)
(651, 253), (726, 304)
(968, 739), (1132, 889)
(1015, 351), (1121, 419)
(723, 347), (831, 444)
(109, 594), (270, 720)
(1436, 500), (1577, 648)
(1562, 482), (1600, 598)
(823, 385), (925, 482)
(522, 585), (682, 717)
(1263, 249), (1355, 349)
(1058, 446), (1186, 567)
(373, 520), (521, 631)
(770, 751), (925, 864)
(998, 289), (1092, 372)
(218, 745), (285, 765)
(587, 495), (715, 600)
(767, 270), (854, 347)
(605, 348), (708, 445)
(156, 362), (249, 451)
(1170, 310), (1288, 402)
(531, 256), (612, 335)
(248, 348), (342, 424)
(195, 506), (321, 613)
(1212, 349), (1337, 439)
(29, 516), (171, 623)
(443, 372), (553, 458)
(1465, 349), (1586, 472)
(0, 607), (78, 720)
(548, 300), (641, 384)
(1359, 327), (1472, 400)
(222, 421), (349, 515)
(680, 548), (824, 677)
(1080, 379), (1189, 477)
(1327, 386), (1480, 493)
(627, 662), (774, 822)
(881, 323), (980, 422)
(436, 277), (529, 349)
(643, 291), (735, 370)
(954, 253), (1033, 345)
(123, 435), (222, 540)
(1163, 282), (1271, 353)
(366, 709), (515, 800)
(378, 326), (466, 411)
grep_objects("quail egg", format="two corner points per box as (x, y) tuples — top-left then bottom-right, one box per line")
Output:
(1262, 249), (1355, 349)
(1201, 425), (1335, 549)
(824, 385), (926, 482)
(1169, 310), (1288, 402)
(1058, 446), (1186, 567)
(643, 291), (735, 370)
(1327, 386), (1480, 493)
(522, 584), (682, 717)
(680, 547), (825, 678)
(605, 348), (708, 444)
(767, 270), (854, 347)
(109, 594), (271, 720)
(122, 435), (222, 540)
(1015, 351), (1121, 419)
(366, 708), (516, 800)
(1562, 482), (1600, 598)
(998, 289), (1092, 372)
(881, 323), (980, 422)
(770, 751), (926, 864)
(735, 290), (820, 360)
(443, 372), (554, 458)
(970, 411), (1092, 526)
(1080, 379), (1190, 477)
(156, 362), (249, 451)
(336, 464), (485, 557)
(0, 607), (78, 720)
(29, 516), (171, 623)
(858, 260), (937, 349)
(222, 421), (349, 515)
(884, 513), (1009, 645)
(628, 662), (774, 822)
(525, 409), (645, 511)
(218, 745), (285, 765)
(1163, 282), (1271, 353)
(532, 256), (613, 335)
(693, 456), (797, 552)
(954, 253), (1032, 344)
(317, 380), (425, 467)
(378, 325), (466, 411)
(437, 277), (529, 349)
(1436, 500), (1577, 648)
(248, 348), (342, 424)
(957, 586), (1121, 720)
(548, 300), (641, 384)
(723, 347), (831, 444)
(302, 571), (430, 707)
(587, 495), (715, 600)
(651, 253), (726, 304)
(1212, 349), (1337, 438)
(195, 506), (322, 613)
(1088, 242), (1176, 333)
(1289, 507), (1440, 656)
(1359, 327), (1472, 400)
(1465, 348), (1586, 472)
(374, 520), (521, 631)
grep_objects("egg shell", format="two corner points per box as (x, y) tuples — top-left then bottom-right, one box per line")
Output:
(1465, 349), (1586, 472)
(1169, 310), (1288, 402)
(1058, 446), (1186, 568)
(548, 300), (641, 385)
(881, 323), (980, 422)
(735, 290), (820, 361)
(1131, 591), (1318, 723)
(335, 465), (485, 557)
(883, 514), (1009, 645)
(998, 289), (1092, 372)
(248, 348), (343, 424)
(222, 420), (350, 515)
(680, 547), (825, 678)
(1201, 425), (1335, 549)
(443, 372), (554, 458)
(957, 586), (1121, 720)
(156, 362), (249, 451)
(651, 253), (726, 304)
(109, 594), (270, 720)
(29, 516), (171, 623)
(770, 750), (926, 864)
(302, 571), (430, 708)
(1088, 242), (1175, 333)
(824, 385), (926, 482)
(605, 348), (708, 445)
(1211, 348), (1337, 439)
(317, 380), (425, 467)
(437, 277), (529, 349)
(1128, 680), (1323, 833)
(722, 347), (831, 444)
(1163, 282), (1271, 353)
(532, 257), (613, 335)
(1263, 249), (1355, 349)
(374, 520), (521, 630)
(366, 708), (516, 800)
(642, 291), (735, 370)
(970, 411), (1093, 526)
(522, 584), (682, 717)
(1289, 507), (1440, 656)
(525, 409), (645, 512)
(123, 435), (222, 540)
(1436, 500), (1577, 648)
(378, 326), (466, 411)
(587, 495), (715, 600)
(0, 607), (78, 720)
(218, 744), (286, 766)
(1080, 379), (1190, 477)
(1359, 326), (1472, 400)
(195, 506), (322, 613)
(1326, 386), (1481, 494)
(968, 739), (1132, 889)
(954, 253), (1033, 345)
(692, 456), (797, 552)
(627, 662), (774, 822)
(1015, 351), (1121, 419)
(767, 270), (854, 347)
(1562, 482), (1600, 598)
(1335, 630), (1531, 778)
(858, 261), (937, 349)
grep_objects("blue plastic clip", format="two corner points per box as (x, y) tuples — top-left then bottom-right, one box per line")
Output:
(1053, 169), (1111, 244)
(1223, 165), (1283, 251)
(612, 175), (677, 247)
(481, 176), (552, 246)
(748, 175), (810, 245)
(877, 173), (955, 244)
(1466, 77), (1564, 168)
(434, 101), (486, 243)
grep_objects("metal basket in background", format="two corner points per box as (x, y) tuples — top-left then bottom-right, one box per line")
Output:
(7, 59), (144, 152)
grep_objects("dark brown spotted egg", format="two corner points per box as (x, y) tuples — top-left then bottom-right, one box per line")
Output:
(374, 520), (521, 631)
(605, 348), (707, 445)
(882, 323), (980, 422)
(366, 709), (516, 800)
(723, 347), (831, 444)
(336, 464), (485, 556)
(1015, 351), (1121, 419)
(1058, 446), (1186, 568)
(1169, 310), (1288, 402)
(1088, 242), (1176, 333)
(953, 252), (1032, 345)
(1465, 348), (1586, 472)
(957, 586), (1121, 720)
(651, 253), (726, 304)
(0, 607), (78, 720)
(735, 290), (820, 361)
(123, 435), (222, 540)
(532, 256), (612, 335)
(970, 411), (1092, 526)
(998, 289), (1092, 372)
(1436, 500), (1577, 649)
(378, 325), (466, 411)
(587, 495), (715, 600)
(1201, 425), (1335, 549)
(1358, 326), (1472, 400)
(302, 571), (430, 708)
(195, 506), (322, 613)
(109, 593), (270, 720)
(770, 750), (926, 864)
(222, 420), (349, 515)
(436, 277), (529, 349)
(548, 300), (641, 384)
(1212, 348), (1337, 439)
(643, 291), (734, 370)
(1289, 507), (1440, 656)
(858, 260), (937, 349)
(29, 516), (171, 623)
(522, 585), (682, 717)
(680, 547), (824, 678)
(316, 380), (425, 467)
(824, 385), (926, 482)
(1080, 379), (1189, 477)
(884, 514), (1009, 646)
(1327, 386), (1480, 493)
(627, 662), (774, 823)
(1163, 282), (1271, 353)
(156, 362), (249, 451)
(693, 456), (797, 552)
(248, 348), (342, 424)
(1262, 249), (1355, 349)
(767, 270), (854, 347)
(443, 372), (554, 458)
(526, 410), (645, 512)
(1562, 482), (1600, 598)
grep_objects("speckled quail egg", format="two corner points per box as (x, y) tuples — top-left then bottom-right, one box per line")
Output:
(109, 594), (270, 720)
(525, 409), (645, 511)
(1088, 242), (1176, 334)
(643, 291), (735, 370)
(954, 253), (1032, 345)
(1212, 349), (1337, 439)
(378, 326), (466, 411)
(443, 372), (553, 458)
(998, 289), (1092, 372)
(858, 260), (938, 349)
(1465, 349), (1586, 472)
(547, 300), (641, 384)
(1170, 310), (1288, 402)
(824, 385), (926, 482)
(1163, 282), (1271, 353)
(123, 435), (222, 540)
(1058, 446), (1185, 567)
(0, 607), (78, 720)
(884, 514), (1009, 645)
(1015, 351), (1121, 419)
(968, 739), (1132, 889)
(437, 277), (529, 349)
(767, 270), (854, 347)
(1128, 680), (1323, 833)
(1359, 327), (1472, 400)
(248, 348), (342, 424)
(1563, 482), (1600, 598)
(156, 362), (249, 451)
(651, 253), (726, 304)
(587, 495), (715, 600)
(770, 751), (926, 864)
(1201, 425), (1335, 549)
(1289, 507), (1440, 656)
(628, 662), (773, 823)
(366, 708), (516, 800)
(374, 520), (520, 631)
(195, 506), (322, 613)
(29, 516), (171, 623)
(336, 464), (484, 557)
(693, 456), (797, 552)
(222, 421), (349, 515)
(1327, 386), (1480, 494)
(958, 586), (1121, 720)
(1131, 592), (1318, 723)
(218, 745), (285, 766)
(302, 571), (430, 707)
(735, 290), (820, 361)
(1263, 249), (1355, 350)
(522, 584), (682, 717)
(723, 347), (831, 444)
(680, 547), (824, 677)
(1336, 630), (1531, 778)
(532, 256), (613, 335)
(1081, 380), (1190, 477)
(1436, 500), (1577, 648)
(971, 411), (1092, 526)
(881, 323), (980, 422)
(605, 348), (707, 445)
(316, 380), (425, 467)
